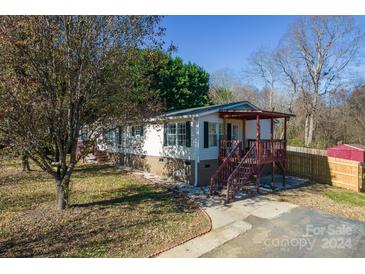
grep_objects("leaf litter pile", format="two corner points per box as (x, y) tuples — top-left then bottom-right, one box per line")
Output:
(0, 162), (210, 257)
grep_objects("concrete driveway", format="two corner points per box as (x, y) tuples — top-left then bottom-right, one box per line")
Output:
(158, 196), (365, 258)
(202, 206), (365, 258)
(130, 170), (365, 258)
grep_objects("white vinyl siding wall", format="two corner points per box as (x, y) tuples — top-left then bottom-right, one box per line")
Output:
(245, 119), (271, 144)
(198, 113), (244, 161)
(104, 119), (195, 161)
(198, 113), (271, 161)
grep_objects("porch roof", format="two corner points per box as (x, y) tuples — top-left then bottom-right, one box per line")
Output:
(219, 110), (295, 120)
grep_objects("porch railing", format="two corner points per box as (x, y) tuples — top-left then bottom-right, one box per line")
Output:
(247, 139), (286, 162)
(219, 139), (243, 162)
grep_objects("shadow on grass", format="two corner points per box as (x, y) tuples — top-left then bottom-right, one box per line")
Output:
(0, 183), (200, 257)
(0, 170), (51, 187)
(72, 164), (129, 179)
(0, 191), (55, 212)
(0, 163), (206, 257)
(0, 210), (157, 257)
(72, 184), (196, 214)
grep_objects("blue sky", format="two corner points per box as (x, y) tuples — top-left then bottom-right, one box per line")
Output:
(162, 16), (365, 77)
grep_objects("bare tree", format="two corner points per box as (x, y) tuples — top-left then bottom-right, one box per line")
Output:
(209, 87), (234, 104)
(245, 48), (280, 110)
(210, 68), (240, 90)
(275, 16), (363, 146)
(347, 86), (365, 144)
(210, 68), (261, 105)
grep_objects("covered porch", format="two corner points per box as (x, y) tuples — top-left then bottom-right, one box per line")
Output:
(210, 109), (295, 202)
(218, 110), (295, 164)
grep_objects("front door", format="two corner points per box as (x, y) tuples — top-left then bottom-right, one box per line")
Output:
(226, 123), (232, 141)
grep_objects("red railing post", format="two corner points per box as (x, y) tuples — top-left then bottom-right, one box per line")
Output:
(256, 115), (260, 162)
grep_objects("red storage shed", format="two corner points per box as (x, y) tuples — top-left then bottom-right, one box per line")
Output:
(327, 144), (365, 163)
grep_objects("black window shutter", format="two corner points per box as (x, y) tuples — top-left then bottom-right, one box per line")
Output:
(227, 123), (232, 141)
(140, 126), (144, 136)
(203, 121), (209, 148)
(185, 121), (191, 147)
(131, 126), (135, 137)
(163, 124), (167, 146)
(118, 126), (122, 145)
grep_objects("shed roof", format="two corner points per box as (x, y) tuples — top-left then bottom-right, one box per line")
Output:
(345, 144), (365, 151)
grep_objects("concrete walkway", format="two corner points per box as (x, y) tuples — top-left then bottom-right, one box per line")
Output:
(158, 197), (298, 257)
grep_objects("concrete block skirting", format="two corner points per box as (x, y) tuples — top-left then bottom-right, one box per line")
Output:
(116, 153), (224, 187)
(197, 159), (219, 186)
(117, 153), (195, 185)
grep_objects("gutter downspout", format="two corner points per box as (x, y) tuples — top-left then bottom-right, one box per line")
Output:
(193, 117), (200, 186)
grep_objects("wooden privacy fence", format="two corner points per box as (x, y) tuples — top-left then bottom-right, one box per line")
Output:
(286, 146), (365, 192)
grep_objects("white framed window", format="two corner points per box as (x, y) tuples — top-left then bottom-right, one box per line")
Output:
(104, 130), (115, 146)
(218, 123), (224, 142)
(131, 126), (144, 137)
(165, 122), (190, 147)
(208, 122), (218, 147)
(177, 123), (186, 146)
(232, 124), (239, 140)
(80, 127), (88, 141)
(167, 123), (177, 146)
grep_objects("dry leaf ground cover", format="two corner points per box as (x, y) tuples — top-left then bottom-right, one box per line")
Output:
(0, 160), (210, 257)
(269, 183), (365, 223)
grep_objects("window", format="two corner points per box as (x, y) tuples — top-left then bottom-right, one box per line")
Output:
(218, 123), (224, 142)
(177, 123), (186, 146)
(167, 123), (177, 146)
(131, 126), (144, 137)
(104, 130), (115, 146)
(80, 127), (88, 141)
(117, 127), (124, 149)
(165, 122), (190, 147)
(208, 122), (218, 147)
(232, 125), (239, 140)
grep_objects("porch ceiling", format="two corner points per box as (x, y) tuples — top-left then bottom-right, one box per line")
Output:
(219, 110), (295, 120)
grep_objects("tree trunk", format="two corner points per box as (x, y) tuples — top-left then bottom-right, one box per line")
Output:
(56, 178), (70, 210)
(304, 111), (315, 147)
(307, 112), (314, 146)
(21, 151), (31, 172)
(304, 114), (309, 147)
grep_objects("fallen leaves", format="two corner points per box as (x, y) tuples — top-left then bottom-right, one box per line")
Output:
(0, 162), (210, 257)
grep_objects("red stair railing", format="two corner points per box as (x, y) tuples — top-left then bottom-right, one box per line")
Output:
(210, 141), (242, 196)
(226, 144), (257, 202)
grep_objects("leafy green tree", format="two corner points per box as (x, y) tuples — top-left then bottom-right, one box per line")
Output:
(0, 16), (165, 210)
(155, 56), (210, 111)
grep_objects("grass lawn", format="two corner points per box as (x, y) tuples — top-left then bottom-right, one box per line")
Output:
(0, 159), (210, 257)
(273, 183), (365, 222)
(324, 190), (365, 207)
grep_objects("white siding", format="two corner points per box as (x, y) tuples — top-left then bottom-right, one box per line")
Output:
(245, 119), (271, 142)
(198, 114), (271, 161)
(101, 115), (271, 162)
(118, 119), (196, 161)
(198, 113), (244, 161)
